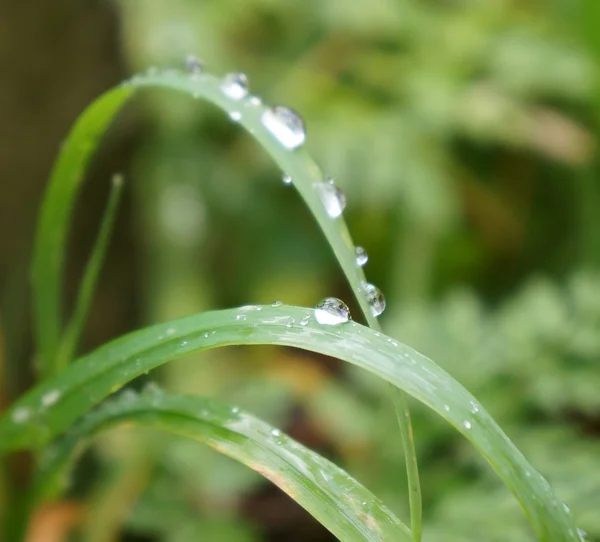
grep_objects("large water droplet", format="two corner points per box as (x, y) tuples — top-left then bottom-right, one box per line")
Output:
(282, 173), (292, 185)
(261, 106), (306, 149)
(363, 283), (386, 317)
(221, 73), (249, 100)
(316, 181), (346, 218)
(185, 54), (204, 77)
(355, 246), (368, 267)
(314, 297), (351, 326)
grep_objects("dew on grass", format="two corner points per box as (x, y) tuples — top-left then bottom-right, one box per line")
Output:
(166, 328), (176, 336)
(231, 406), (240, 414)
(314, 297), (351, 326)
(355, 246), (368, 267)
(221, 73), (249, 100)
(41, 390), (60, 408)
(316, 180), (346, 218)
(11, 407), (30, 424)
(270, 428), (281, 437)
(443, 404), (450, 412)
(180, 340), (188, 347)
(283, 317), (295, 328)
(463, 420), (472, 430)
(271, 300), (283, 307)
(248, 95), (262, 107)
(261, 106), (306, 149)
(282, 173), (292, 185)
(299, 315), (311, 326)
(185, 54), (204, 76)
(363, 282), (386, 317)
(229, 110), (242, 122)
(236, 314), (247, 321)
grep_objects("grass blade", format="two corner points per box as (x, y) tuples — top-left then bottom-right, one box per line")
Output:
(28, 390), (411, 542)
(0, 304), (580, 540)
(30, 68), (420, 535)
(55, 174), (125, 373)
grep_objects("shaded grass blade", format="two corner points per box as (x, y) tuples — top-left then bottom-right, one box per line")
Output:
(30, 69), (421, 534)
(55, 174), (125, 372)
(0, 304), (580, 540)
(28, 391), (411, 542)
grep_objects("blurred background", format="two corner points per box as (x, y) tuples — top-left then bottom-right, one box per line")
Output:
(1, 0), (600, 540)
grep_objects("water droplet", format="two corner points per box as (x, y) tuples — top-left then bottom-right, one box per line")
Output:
(470, 401), (480, 414)
(180, 340), (188, 347)
(315, 180), (346, 218)
(443, 404), (450, 412)
(185, 54), (204, 76)
(229, 110), (242, 122)
(284, 317), (295, 328)
(270, 428), (281, 437)
(236, 314), (247, 321)
(261, 106), (306, 149)
(282, 173), (292, 185)
(562, 502), (571, 514)
(314, 297), (351, 326)
(11, 407), (30, 423)
(248, 95), (262, 107)
(221, 73), (248, 100)
(463, 420), (472, 429)
(41, 390), (60, 408)
(363, 283), (386, 317)
(231, 406), (240, 414)
(577, 528), (588, 540)
(271, 300), (283, 307)
(355, 246), (368, 267)
(166, 328), (176, 336)
(300, 315), (311, 326)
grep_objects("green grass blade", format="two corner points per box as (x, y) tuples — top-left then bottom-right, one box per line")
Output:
(28, 390), (411, 542)
(32, 87), (134, 376)
(0, 305), (580, 540)
(55, 174), (125, 373)
(30, 68), (420, 536)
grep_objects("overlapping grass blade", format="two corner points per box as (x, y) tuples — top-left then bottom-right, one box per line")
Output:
(30, 68), (421, 537)
(0, 304), (580, 540)
(29, 391), (410, 542)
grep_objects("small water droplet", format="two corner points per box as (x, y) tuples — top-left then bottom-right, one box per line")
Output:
(363, 283), (386, 317)
(300, 315), (311, 326)
(180, 340), (188, 347)
(248, 95), (262, 107)
(443, 404), (450, 412)
(470, 401), (480, 414)
(236, 314), (247, 321)
(562, 502), (571, 514)
(282, 173), (292, 185)
(270, 428), (281, 437)
(229, 110), (242, 122)
(231, 406), (240, 414)
(271, 300), (283, 307)
(463, 420), (472, 429)
(261, 106), (306, 149)
(315, 180), (346, 218)
(166, 328), (176, 336)
(185, 54), (204, 76)
(314, 297), (351, 326)
(355, 246), (368, 267)
(284, 317), (295, 328)
(221, 73), (248, 100)
(577, 527), (588, 540)
(42, 390), (60, 408)
(11, 407), (30, 423)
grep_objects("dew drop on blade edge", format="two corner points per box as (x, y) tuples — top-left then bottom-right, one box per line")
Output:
(261, 106), (306, 150)
(313, 297), (351, 326)
(282, 173), (292, 185)
(355, 246), (368, 266)
(363, 282), (386, 317)
(221, 72), (249, 100)
(185, 54), (204, 76)
(316, 181), (346, 218)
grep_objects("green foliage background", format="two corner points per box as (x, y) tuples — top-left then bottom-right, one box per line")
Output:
(2, 0), (600, 540)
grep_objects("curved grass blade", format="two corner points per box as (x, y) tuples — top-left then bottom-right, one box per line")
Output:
(28, 391), (411, 542)
(0, 305), (580, 540)
(55, 174), (125, 372)
(31, 68), (420, 536)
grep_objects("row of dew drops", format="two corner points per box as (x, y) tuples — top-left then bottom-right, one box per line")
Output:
(179, 55), (386, 326)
